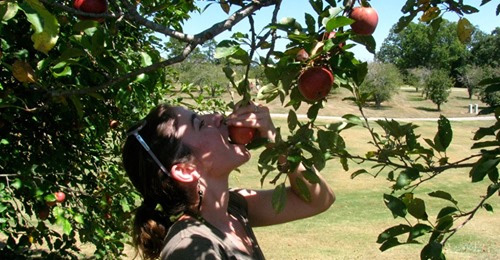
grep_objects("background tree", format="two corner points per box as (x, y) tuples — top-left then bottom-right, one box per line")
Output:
(406, 67), (431, 93)
(469, 27), (500, 67)
(377, 20), (468, 83)
(425, 69), (453, 111)
(360, 62), (403, 107)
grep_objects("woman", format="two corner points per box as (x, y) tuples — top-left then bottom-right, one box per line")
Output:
(122, 102), (335, 259)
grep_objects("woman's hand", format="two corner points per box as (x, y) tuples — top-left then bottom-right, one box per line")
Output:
(226, 102), (276, 143)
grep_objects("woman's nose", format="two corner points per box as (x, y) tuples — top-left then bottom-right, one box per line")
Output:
(212, 113), (224, 128)
(203, 113), (224, 128)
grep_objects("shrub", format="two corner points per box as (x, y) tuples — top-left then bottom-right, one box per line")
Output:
(425, 70), (454, 111)
(407, 67), (431, 93)
(360, 62), (403, 107)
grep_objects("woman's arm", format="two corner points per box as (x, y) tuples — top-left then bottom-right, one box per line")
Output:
(237, 163), (335, 227)
(226, 102), (335, 227)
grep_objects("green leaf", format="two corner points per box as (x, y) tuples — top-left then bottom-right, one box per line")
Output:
(44, 193), (56, 202)
(120, 198), (131, 212)
(408, 198), (428, 220)
(325, 16), (354, 32)
(483, 203), (493, 213)
(394, 168), (419, 190)
(379, 237), (403, 252)
(0, 139), (9, 145)
(434, 115), (452, 152)
(350, 169), (369, 179)
(307, 102), (321, 120)
(11, 178), (22, 189)
(302, 165), (321, 184)
(351, 35), (376, 54)
(487, 183), (500, 198)
(73, 20), (99, 32)
(420, 241), (445, 260)
(295, 178), (311, 202)
(52, 65), (72, 78)
(457, 18), (473, 43)
(383, 194), (407, 218)
(340, 156), (348, 171)
(304, 13), (316, 35)
(74, 214), (84, 224)
(376, 224), (411, 243)
(1, 1), (19, 21)
(470, 157), (500, 182)
(484, 83), (500, 93)
(309, 0), (323, 15)
(272, 183), (287, 213)
(471, 141), (500, 149)
(428, 191), (458, 205)
(437, 206), (458, 220)
(69, 95), (84, 119)
(342, 114), (362, 125)
(215, 40), (240, 58)
(409, 223), (432, 240)
(62, 218), (72, 235)
(21, 0), (60, 54)
(287, 110), (298, 131)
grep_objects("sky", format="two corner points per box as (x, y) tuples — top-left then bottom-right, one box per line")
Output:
(181, 0), (500, 61)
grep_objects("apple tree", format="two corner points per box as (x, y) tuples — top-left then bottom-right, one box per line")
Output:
(0, 0), (499, 259)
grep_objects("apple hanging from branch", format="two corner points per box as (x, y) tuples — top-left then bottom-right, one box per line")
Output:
(298, 67), (334, 102)
(73, 0), (108, 22)
(349, 6), (379, 35)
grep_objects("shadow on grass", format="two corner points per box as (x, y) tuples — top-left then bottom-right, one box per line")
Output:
(455, 96), (474, 101)
(408, 96), (425, 102)
(362, 104), (393, 110)
(416, 106), (439, 112)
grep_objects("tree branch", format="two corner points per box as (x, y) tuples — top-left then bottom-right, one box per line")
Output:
(50, 42), (198, 97)
(441, 193), (491, 246)
(264, 0), (282, 66)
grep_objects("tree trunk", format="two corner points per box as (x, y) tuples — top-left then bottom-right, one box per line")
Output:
(437, 103), (441, 111)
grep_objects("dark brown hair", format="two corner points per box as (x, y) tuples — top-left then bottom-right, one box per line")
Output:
(122, 104), (193, 259)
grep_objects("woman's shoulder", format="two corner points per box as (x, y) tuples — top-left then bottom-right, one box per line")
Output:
(228, 188), (249, 214)
(160, 217), (226, 259)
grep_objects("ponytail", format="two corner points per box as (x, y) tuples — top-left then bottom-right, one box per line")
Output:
(133, 204), (169, 259)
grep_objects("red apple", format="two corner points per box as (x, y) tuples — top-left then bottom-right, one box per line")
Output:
(324, 31), (346, 50)
(55, 191), (66, 203)
(349, 7), (379, 35)
(73, 0), (108, 22)
(228, 126), (256, 145)
(298, 67), (334, 101)
(296, 49), (309, 62)
(109, 120), (119, 129)
(38, 207), (50, 220)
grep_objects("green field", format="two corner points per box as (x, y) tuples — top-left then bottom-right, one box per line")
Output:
(230, 118), (499, 260)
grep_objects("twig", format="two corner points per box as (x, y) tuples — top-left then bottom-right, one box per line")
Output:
(441, 194), (491, 246)
(264, 0), (282, 66)
(244, 14), (257, 84)
(50, 43), (198, 97)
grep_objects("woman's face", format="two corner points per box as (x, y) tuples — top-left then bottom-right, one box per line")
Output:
(171, 106), (251, 176)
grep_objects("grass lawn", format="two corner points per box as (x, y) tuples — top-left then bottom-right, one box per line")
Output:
(229, 118), (500, 260)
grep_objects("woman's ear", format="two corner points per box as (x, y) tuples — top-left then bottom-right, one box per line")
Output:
(170, 163), (199, 183)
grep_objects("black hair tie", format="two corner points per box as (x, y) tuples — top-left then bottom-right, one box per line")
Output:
(144, 198), (158, 210)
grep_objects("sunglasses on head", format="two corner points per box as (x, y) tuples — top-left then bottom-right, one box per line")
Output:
(127, 121), (170, 176)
